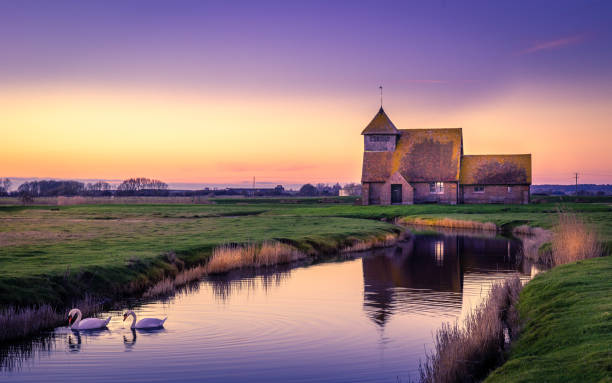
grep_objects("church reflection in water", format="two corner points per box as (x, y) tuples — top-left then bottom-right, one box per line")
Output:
(362, 232), (524, 327)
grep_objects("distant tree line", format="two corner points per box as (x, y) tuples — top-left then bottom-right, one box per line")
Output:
(116, 177), (168, 196)
(298, 183), (342, 196)
(5, 178), (169, 201)
(17, 180), (86, 197)
(0, 178), (11, 196)
(2, 177), (354, 202)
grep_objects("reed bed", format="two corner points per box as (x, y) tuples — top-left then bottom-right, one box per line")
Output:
(0, 296), (102, 342)
(549, 212), (603, 266)
(419, 277), (523, 383)
(399, 217), (498, 232)
(341, 233), (399, 253)
(205, 241), (306, 274)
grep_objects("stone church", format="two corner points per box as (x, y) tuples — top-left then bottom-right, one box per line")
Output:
(361, 107), (531, 205)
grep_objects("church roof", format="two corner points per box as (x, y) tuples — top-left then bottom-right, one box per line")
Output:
(361, 108), (400, 135)
(362, 128), (463, 182)
(460, 154), (531, 185)
(362, 151), (393, 182)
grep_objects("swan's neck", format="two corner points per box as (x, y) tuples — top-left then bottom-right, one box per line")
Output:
(129, 312), (137, 329)
(73, 310), (82, 328)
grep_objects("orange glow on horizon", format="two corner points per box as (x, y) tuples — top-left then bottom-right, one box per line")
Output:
(1, 83), (610, 185)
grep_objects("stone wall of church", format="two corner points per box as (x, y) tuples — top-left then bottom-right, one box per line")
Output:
(361, 182), (384, 205)
(461, 185), (529, 204)
(411, 182), (458, 204)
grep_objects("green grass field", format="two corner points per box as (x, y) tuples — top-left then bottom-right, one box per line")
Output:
(485, 256), (612, 383)
(1, 200), (611, 308)
(1, 199), (611, 379)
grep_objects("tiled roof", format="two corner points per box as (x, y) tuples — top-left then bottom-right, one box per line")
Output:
(361, 108), (400, 135)
(460, 154), (532, 185)
(362, 128), (463, 182)
(362, 151), (393, 182)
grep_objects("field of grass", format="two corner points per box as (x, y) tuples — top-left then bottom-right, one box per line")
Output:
(1, 200), (611, 308)
(1, 199), (611, 346)
(0, 203), (399, 308)
(484, 256), (612, 383)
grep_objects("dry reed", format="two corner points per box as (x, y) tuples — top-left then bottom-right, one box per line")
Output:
(419, 277), (523, 383)
(0, 295), (102, 342)
(205, 241), (306, 274)
(399, 217), (498, 232)
(341, 233), (399, 253)
(550, 212), (602, 266)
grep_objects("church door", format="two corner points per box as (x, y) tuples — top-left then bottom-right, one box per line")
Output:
(391, 184), (402, 204)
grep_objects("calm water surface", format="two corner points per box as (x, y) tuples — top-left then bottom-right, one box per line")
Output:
(2, 231), (535, 382)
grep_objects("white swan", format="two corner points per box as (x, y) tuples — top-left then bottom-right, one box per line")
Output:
(68, 308), (111, 330)
(123, 310), (167, 329)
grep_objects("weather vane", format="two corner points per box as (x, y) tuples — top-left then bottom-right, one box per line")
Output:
(379, 85), (383, 108)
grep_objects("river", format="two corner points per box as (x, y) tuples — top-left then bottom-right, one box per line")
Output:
(1, 229), (535, 382)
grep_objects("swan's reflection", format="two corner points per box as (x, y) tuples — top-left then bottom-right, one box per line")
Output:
(122, 327), (166, 351)
(67, 332), (81, 353)
(123, 329), (137, 351)
(67, 327), (110, 353)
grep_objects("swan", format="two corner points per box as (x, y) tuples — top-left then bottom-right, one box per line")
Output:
(123, 310), (167, 329)
(68, 308), (111, 330)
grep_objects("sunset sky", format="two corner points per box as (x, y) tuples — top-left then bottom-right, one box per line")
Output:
(1, 0), (611, 187)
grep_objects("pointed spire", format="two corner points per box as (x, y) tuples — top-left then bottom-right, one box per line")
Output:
(361, 107), (400, 135)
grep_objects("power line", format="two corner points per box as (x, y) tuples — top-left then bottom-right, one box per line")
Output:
(574, 172), (579, 195)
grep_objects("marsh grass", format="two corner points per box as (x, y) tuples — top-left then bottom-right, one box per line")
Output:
(550, 212), (603, 266)
(419, 277), (523, 383)
(341, 232), (399, 252)
(144, 241), (309, 297)
(399, 217), (498, 232)
(485, 256), (612, 382)
(206, 241), (306, 274)
(0, 295), (102, 343)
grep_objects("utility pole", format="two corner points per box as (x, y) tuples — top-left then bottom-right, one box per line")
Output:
(252, 176), (255, 197)
(574, 172), (579, 196)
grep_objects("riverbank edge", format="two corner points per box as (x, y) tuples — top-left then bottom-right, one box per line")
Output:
(3, 211), (598, 381)
(408, 216), (611, 382)
(483, 256), (612, 382)
(1, 214), (550, 342)
(1, 223), (403, 342)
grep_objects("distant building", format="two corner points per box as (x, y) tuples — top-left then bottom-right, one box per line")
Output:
(339, 184), (361, 197)
(224, 185), (285, 197)
(361, 107), (531, 205)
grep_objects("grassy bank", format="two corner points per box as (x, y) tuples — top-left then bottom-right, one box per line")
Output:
(1, 200), (611, 342)
(0, 205), (399, 309)
(416, 209), (609, 382)
(484, 256), (612, 383)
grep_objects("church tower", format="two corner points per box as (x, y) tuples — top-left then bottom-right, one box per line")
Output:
(361, 107), (400, 152)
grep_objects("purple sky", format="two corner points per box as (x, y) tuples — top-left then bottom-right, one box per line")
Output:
(1, 1), (611, 185)
(2, 1), (611, 97)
